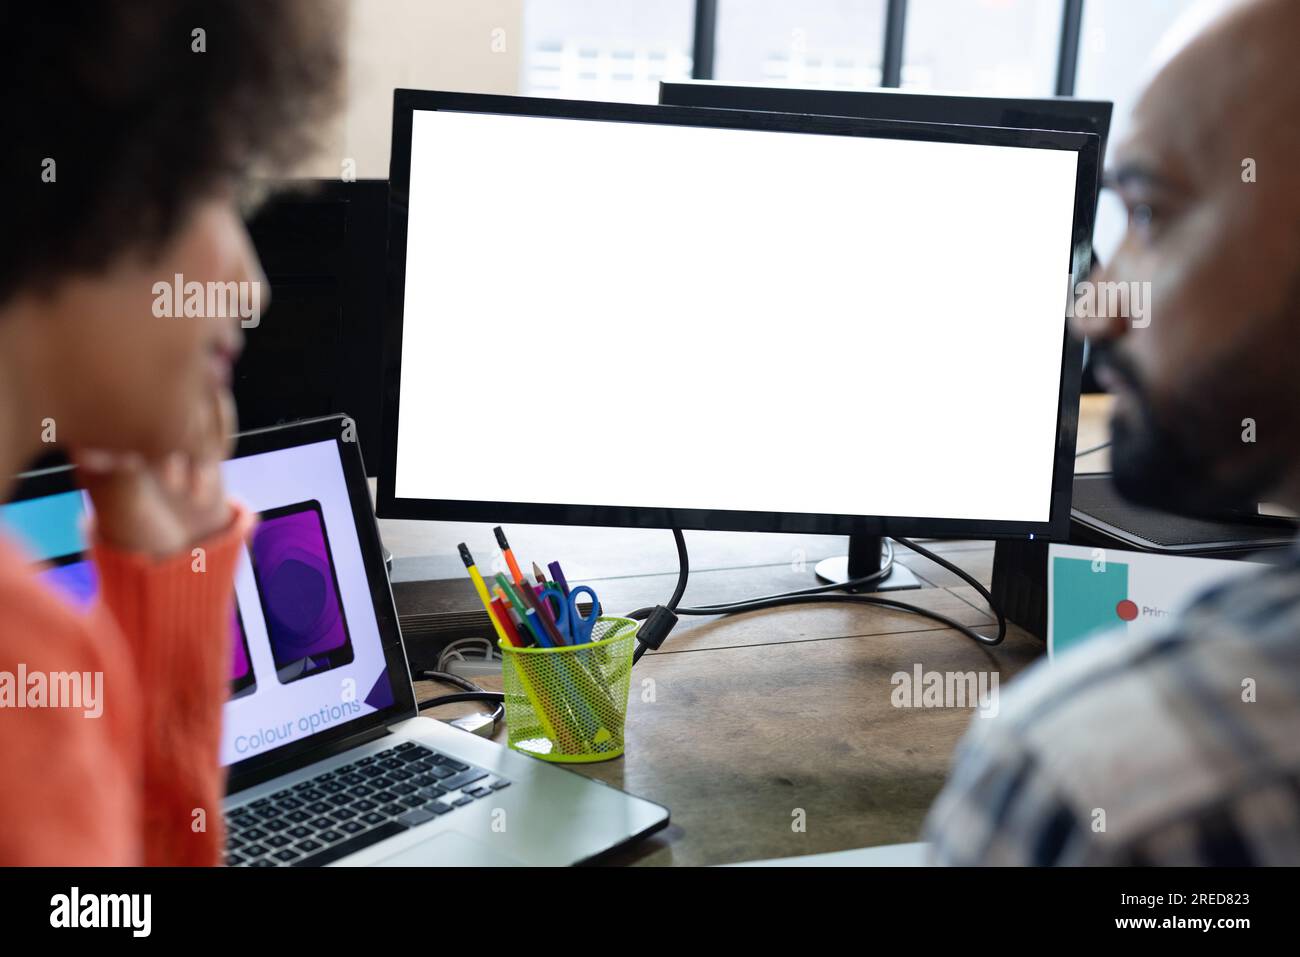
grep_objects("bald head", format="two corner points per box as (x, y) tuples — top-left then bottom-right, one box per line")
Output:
(1072, 0), (1300, 514)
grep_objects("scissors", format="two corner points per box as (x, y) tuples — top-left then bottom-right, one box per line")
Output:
(539, 584), (601, 645)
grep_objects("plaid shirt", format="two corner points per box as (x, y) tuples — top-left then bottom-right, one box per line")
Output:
(924, 546), (1300, 865)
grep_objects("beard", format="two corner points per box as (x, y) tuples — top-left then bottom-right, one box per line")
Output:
(1091, 341), (1286, 517)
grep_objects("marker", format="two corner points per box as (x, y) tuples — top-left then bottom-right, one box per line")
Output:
(491, 596), (524, 647)
(547, 560), (571, 598)
(517, 577), (566, 646)
(458, 543), (509, 647)
(494, 526), (526, 585)
(522, 607), (554, 648)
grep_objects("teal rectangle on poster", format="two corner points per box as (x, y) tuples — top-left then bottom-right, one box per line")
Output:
(1053, 556), (1128, 656)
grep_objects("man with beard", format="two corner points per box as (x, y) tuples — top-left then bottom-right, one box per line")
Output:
(924, 0), (1300, 865)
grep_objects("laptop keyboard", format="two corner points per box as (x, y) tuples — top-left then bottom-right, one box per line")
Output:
(224, 741), (511, 867)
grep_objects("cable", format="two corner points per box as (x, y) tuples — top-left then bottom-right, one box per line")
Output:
(1075, 439), (1111, 457)
(415, 669), (505, 734)
(625, 533), (1004, 653)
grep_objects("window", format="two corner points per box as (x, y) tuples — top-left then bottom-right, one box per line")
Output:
(714, 0), (887, 88)
(901, 0), (1063, 95)
(521, 0), (695, 103)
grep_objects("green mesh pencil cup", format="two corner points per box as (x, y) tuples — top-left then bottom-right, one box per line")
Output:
(499, 616), (638, 762)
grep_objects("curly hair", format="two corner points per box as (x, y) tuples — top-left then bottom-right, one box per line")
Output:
(0, 1), (343, 305)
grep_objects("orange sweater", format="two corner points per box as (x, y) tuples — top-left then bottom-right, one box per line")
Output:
(0, 505), (250, 866)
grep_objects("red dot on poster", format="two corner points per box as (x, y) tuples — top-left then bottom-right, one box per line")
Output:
(1116, 599), (1139, 621)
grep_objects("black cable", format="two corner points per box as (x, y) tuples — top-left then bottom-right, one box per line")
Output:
(415, 669), (505, 728)
(631, 528), (688, 664)
(627, 534), (1004, 653)
(667, 527), (689, 609)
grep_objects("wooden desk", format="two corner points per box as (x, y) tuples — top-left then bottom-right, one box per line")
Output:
(384, 396), (1114, 866)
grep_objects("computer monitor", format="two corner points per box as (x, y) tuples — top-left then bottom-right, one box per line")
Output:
(656, 81), (1112, 581)
(378, 90), (1098, 585)
(238, 179), (389, 474)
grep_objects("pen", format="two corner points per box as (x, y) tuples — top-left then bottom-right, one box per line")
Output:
(494, 526), (526, 585)
(458, 543), (510, 648)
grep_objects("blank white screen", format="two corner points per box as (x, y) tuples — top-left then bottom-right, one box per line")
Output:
(395, 108), (1078, 523)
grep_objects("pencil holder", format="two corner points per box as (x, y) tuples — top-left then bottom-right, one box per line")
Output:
(499, 616), (638, 762)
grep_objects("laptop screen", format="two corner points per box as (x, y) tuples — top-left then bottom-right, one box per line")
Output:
(0, 431), (407, 771)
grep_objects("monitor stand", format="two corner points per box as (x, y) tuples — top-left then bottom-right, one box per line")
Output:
(814, 533), (922, 593)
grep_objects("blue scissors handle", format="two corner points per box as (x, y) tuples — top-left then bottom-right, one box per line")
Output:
(566, 585), (600, 645)
(542, 584), (600, 645)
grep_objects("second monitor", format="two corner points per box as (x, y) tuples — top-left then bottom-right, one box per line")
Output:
(380, 91), (1098, 578)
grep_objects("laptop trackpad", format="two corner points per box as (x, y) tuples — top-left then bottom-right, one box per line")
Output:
(375, 831), (525, 867)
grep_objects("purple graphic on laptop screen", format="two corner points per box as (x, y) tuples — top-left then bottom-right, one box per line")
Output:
(231, 610), (250, 680)
(250, 500), (353, 681)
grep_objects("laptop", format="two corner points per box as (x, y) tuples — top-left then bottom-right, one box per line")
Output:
(1, 415), (669, 865)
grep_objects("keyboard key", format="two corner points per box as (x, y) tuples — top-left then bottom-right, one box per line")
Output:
(292, 821), (408, 867)
(272, 789), (293, 800)
(266, 835), (291, 849)
(243, 843), (269, 857)
(349, 785), (376, 798)
(328, 794), (354, 807)
(357, 756), (376, 766)
(318, 830), (344, 844)
(380, 803), (406, 818)
(424, 800), (453, 815)
(395, 742), (416, 752)
(439, 768), (488, 791)
(300, 788), (326, 802)
(397, 808), (435, 827)
(468, 788), (493, 798)
(226, 853), (246, 867)
(292, 781), (315, 791)
(276, 797), (304, 810)
(417, 786), (447, 800)
(251, 798), (272, 808)
(242, 827), (268, 841)
(489, 780), (511, 791)
(286, 810), (311, 824)
(273, 849), (301, 862)
(441, 759), (469, 772)
(250, 859), (276, 867)
(330, 807), (359, 821)
(400, 795), (425, 808)
(310, 817), (334, 830)
(412, 774), (438, 788)
(361, 812), (387, 826)
(379, 759), (405, 771)
(391, 783), (417, 796)
(340, 821), (365, 834)
(264, 819), (290, 832)
(295, 839), (323, 853)
(287, 826), (312, 840)
(452, 797), (474, 808)
(353, 800), (378, 812)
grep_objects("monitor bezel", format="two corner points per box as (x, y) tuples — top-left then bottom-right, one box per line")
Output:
(379, 89), (1096, 542)
(657, 80), (1113, 171)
